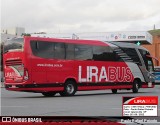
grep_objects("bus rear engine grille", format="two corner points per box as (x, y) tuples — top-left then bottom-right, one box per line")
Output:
(5, 59), (22, 66)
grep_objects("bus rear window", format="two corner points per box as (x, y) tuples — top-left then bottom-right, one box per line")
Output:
(4, 38), (24, 53)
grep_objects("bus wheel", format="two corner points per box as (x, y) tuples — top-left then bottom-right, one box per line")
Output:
(111, 89), (117, 94)
(60, 80), (77, 96)
(42, 92), (56, 97)
(132, 80), (139, 93)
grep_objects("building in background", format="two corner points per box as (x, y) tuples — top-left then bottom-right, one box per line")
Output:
(1, 27), (25, 36)
(31, 31), (153, 44)
(1, 27), (25, 48)
(143, 35), (160, 66)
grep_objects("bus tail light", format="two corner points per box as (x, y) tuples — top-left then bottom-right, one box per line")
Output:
(24, 69), (29, 80)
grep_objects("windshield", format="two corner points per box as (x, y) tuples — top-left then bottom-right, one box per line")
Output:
(147, 58), (154, 72)
(139, 49), (154, 72)
(4, 38), (24, 53)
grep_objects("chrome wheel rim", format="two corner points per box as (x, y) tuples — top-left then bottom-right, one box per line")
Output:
(66, 84), (74, 94)
(136, 83), (138, 89)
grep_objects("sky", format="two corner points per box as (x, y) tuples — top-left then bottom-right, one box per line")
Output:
(1, 0), (160, 33)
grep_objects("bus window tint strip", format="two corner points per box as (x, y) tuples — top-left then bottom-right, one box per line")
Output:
(30, 40), (120, 61)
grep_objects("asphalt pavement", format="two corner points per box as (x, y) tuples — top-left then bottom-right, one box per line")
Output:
(1, 86), (160, 116)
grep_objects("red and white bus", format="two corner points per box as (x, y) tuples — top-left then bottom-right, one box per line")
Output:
(3, 36), (155, 96)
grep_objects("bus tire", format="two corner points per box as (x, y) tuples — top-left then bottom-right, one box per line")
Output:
(111, 89), (117, 94)
(132, 80), (139, 93)
(42, 92), (56, 97)
(60, 80), (77, 96)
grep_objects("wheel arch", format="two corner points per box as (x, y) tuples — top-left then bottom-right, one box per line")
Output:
(64, 78), (77, 90)
(134, 77), (142, 88)
(60, 78), (77, 96)
(65, 78), (77, 84)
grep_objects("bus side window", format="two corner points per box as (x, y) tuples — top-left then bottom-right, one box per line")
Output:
(75, 44), (92, 60)
(66, 44), (75, 60)
(54, 43), (65, 59)
(36, 42), (39, 49)
(30, 41), (54, 59)
(93, 46), (116, 61)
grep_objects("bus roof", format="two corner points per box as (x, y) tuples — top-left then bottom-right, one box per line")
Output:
(25, 36), (110, 47)
(108, 41), (148, 51)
